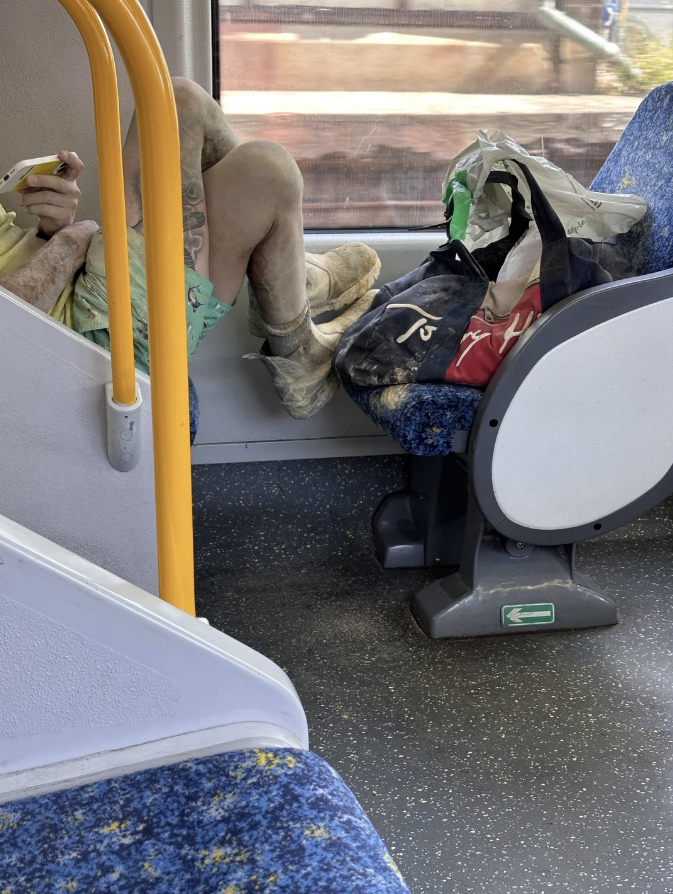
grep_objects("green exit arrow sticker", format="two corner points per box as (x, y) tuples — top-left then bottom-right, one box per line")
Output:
(501, 602), (556, 628)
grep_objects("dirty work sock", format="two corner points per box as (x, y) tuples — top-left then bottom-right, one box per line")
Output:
(264, 301), (311, 357)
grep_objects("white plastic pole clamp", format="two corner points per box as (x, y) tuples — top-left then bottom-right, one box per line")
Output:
(105, 382), (143, 472)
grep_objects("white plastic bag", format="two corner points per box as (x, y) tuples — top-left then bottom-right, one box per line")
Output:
(442, 130), (647, 250)
(496, 226), (542, 283)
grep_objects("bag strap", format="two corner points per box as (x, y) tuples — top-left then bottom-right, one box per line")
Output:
(479, 166), (567, 247)
(479, 171), (531, 247)
(449, 162), (572, 309)
(444, 170), (530, 241)
(451, 238), (489, 283)
(507, 162), (567, 245)
(511, 161), (573, 309)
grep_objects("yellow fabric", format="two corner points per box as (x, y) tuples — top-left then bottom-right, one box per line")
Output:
(0, 203), (45, 275)
(49, 279), (75, 328)
(0, 201), (76, 321)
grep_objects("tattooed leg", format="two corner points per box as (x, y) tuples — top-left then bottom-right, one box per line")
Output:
(181, 180), (208, 276)
(122, 76), (240, 281)
(121, 78), (357, 417)
(123, 78), (305, 320)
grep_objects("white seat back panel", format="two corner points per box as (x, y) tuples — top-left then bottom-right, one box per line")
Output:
(0, 513), (309, 775)
(492, 296), (673, 530)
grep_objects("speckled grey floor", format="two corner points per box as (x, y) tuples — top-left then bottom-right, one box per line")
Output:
(193, 457), (673, 894)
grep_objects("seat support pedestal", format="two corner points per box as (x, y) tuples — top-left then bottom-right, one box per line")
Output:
(412, 496), (618, 638)
(373, 454), (468, 568)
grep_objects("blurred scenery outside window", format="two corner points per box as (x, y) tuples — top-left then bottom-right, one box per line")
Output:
(217, 0), (673, 228)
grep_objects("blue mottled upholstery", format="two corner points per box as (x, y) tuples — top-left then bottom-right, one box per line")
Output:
(347, 88), (665, 455)
(188, 374), (200, 446)
(591, 81), (673, 276)
(0, 748), (410, 894)
(345, 382), (482, 456)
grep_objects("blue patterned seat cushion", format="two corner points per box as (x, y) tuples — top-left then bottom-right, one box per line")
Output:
(0, 748), (410, 894)
(188, 374), (199, 446)
(591, 81), (673, 277)
(345, 381), (482, 455)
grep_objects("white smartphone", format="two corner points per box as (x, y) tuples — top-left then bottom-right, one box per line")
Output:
(0, 155), (69, 194)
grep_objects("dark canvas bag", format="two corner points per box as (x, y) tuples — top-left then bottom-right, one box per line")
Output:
(333, 163), (624, 389)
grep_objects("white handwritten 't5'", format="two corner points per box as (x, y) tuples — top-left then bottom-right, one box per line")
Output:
(388, 303), (442, 344)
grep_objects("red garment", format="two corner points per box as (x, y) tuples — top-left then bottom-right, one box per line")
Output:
(445, 283), (542, 387)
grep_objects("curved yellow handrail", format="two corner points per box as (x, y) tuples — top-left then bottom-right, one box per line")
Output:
(63, 0), (195, 615)
(58, 0), (136, 407)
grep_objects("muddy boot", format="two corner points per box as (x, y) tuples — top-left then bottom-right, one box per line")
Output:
(245, 290), (377, 419)
(248, 243), (380, 337)
(305, 243), (381, 316)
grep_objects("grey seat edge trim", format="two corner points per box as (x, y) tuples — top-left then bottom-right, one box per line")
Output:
(0, 722), (306, 804)
(470, 268), (673, 546)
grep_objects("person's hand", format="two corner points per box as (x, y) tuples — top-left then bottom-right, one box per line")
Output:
(56, 219), (100, 268)
(16, 150), (83, 237)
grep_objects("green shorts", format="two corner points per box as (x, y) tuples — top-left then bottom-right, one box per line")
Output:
(72, 227), (232, 375)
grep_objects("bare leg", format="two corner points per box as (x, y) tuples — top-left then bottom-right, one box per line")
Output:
(121, 77), (379, 418)
(122, 77), (240, 281)
(203, 139), (307, 322)
(124, 76), (377, 323)
(123, 78), (305, 324)
(203, 140), (379, 418)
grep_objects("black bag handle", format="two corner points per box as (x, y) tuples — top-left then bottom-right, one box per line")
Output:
(474, 170), (531, 247)
(506, 162), (567, 245)
(511, 161), (573, 307)
(446, 162), (572, 308)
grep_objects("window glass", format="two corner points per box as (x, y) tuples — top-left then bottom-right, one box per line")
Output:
(217, 1), (669, 229)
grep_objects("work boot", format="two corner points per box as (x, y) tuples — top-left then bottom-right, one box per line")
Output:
(248, 243), (380, 337)
(245, 290), (377, 419)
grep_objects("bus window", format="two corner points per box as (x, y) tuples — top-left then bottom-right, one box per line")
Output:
(215, 0), (672, 230)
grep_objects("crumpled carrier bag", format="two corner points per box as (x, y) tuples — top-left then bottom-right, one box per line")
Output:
(333, 162), (638, 389)
(443, 129), (647, 249)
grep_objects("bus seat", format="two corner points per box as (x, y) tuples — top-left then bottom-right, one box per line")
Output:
(591, 81), (673, 277)
(0, 512), (408, 893)
(343, 81), (673, 638)
(345, 381), (482, 457)
(1, 748), (409, 893)
(188, 374), (200, 446)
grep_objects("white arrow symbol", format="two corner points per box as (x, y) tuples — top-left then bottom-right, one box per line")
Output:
(507, 607), (553, 624)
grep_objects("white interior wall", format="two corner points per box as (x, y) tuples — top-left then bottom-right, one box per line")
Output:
(151, 0), (213, 92)
(0, 286), (159, 594)
(0, 0), (136, 227)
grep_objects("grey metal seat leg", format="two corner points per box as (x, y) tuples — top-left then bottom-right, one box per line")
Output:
(412, 494), (618, 638)
(373, 453), (468, 569)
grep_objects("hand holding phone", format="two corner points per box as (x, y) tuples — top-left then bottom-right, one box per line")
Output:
(1, 150), (85, 237)
(0, 155), (68, 193)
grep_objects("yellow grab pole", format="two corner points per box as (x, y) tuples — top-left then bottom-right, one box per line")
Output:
(57, 0), (136, 407)
(85, 0), (195, 616)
